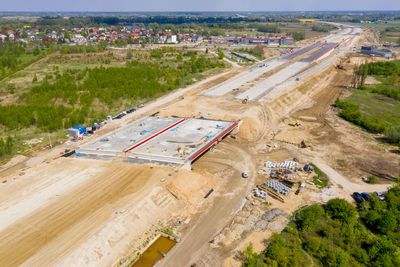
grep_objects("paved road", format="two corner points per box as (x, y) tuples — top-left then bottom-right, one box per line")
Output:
(203, 42), (322, 97)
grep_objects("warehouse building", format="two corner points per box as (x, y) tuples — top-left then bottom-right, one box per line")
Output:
(360, 46), (392, 58)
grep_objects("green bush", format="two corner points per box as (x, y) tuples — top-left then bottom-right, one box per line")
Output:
(367, 176), (378, 184)
(325, 198), (356, 224)
(0, 136), (13, 158)
(295, 204), (325, 231)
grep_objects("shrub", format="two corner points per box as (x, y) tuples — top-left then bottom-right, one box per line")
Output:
(325, 198), (356, 224)
(367, 176), (378, 184)
(295, 204), (325, 231)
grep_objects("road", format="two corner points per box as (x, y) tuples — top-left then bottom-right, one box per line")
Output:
(312, 158), (392, 193)
(158, 142), (256, 267)
(202, 42), (321, 97)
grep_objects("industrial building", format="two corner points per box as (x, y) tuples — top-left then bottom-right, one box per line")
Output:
(360, 46), (392, 58)
(76, 116), (238, 166)
(211, 35), (294, 46)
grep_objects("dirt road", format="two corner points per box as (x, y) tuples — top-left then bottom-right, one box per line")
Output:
(159, 141), (256, 267)
(312, 158), (392, 193)
(0, 161), (173, 266)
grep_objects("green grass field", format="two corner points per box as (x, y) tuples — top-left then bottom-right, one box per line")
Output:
(345, 89), (400, 127)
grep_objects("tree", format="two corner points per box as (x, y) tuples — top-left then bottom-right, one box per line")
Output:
(5, 136), (13, 154)
(241, 243), (260, 266)
(290, 32), (305, 41)
(295, 204), (324, 231)
(32, 74), (38, 83)
(126, 49), (133, 60)
(390, 73), (399, 85)
(325, 198), (356, 224)
(352, 63), (369, 88)
(218, 51), (224, 59)
(325, 247), (349, 267)
(33, 46), (41, 56)
(385, 126), (400, 144)
(377, 212), (397, 234)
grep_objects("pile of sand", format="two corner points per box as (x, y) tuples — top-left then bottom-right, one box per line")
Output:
(236, 116), (262, 141)
(166, 170), (217, 205)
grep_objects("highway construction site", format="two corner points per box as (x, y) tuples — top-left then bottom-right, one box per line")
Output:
(0, 23), (399, 267)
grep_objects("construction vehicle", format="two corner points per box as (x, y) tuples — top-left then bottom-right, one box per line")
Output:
(288, 121), (300, 127)
(336, 64), (345, 70)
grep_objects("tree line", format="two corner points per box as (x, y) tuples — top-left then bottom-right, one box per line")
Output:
(311, 25), (333, 32)
(0, 41), (27, 72)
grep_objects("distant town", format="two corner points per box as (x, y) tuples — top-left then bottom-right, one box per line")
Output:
(0, 24), (295, 46)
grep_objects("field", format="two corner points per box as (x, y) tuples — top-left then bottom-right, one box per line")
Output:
(334, 60), (400, 146)
(345, 89), (400, 127)
(356, 21), (400, 43)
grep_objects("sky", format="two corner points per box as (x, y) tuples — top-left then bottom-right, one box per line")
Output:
(1, 0), (400, 12)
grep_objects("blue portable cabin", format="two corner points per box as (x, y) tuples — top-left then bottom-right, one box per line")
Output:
(72, 126), (87, 135)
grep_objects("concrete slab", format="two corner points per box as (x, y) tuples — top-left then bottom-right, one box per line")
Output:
(202, 60), (285, 97)
(76, 116), (184, 157)
(236, 61), (309, 102)
(202, 42), (321, 98)
(128, 118), (238, 165)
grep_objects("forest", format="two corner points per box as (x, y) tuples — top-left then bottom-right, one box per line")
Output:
(242, 185), (400, 266)
(0, 51), (224, 133)
(0, 41), (35, 74)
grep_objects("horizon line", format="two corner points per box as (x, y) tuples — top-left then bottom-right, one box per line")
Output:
(1, 10), (400, 13)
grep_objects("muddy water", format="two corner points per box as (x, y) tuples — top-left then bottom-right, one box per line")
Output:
(131, 236), (176, 267)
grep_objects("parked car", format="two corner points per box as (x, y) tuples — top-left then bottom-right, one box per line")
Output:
(353, 192), (364, 203)
(375, 192), (385, 201)
(83, 132), (92, 136)
(114, 114), (123, 119)
(138, 104), (144, 108)
(361, 192), (371, 201)
(127, 108), (136, 113)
